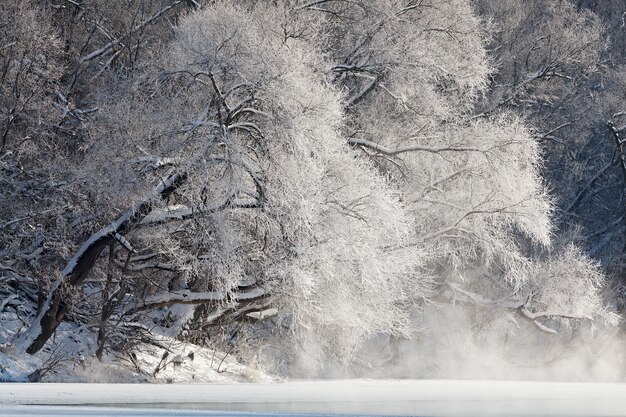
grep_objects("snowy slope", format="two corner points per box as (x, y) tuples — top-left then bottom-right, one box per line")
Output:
(0, 302), (269, 384)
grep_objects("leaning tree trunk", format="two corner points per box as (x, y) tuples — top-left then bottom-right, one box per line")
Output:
(18, 172), (187, 354)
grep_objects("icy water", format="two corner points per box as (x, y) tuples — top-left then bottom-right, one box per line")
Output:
(2, 380), (626, 416)
(0, 407), (388, 417)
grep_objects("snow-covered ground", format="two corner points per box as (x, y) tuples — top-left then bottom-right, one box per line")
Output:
(0, 303), (271, 384)
(0, 335), (268, 384)
(2, 380), (626, 416)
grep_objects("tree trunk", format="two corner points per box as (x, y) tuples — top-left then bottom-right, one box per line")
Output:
(19, 172), (186, 354)
(607, 121), (626, 255)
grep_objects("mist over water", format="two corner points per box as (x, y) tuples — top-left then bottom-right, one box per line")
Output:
(291, 304), (625, 382)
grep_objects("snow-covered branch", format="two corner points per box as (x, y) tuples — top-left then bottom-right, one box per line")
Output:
(130, 156), (181, 172)
(62, 172), (186, 280)
(20, 172), (187, 354)
(444, 283), (593, 335)
(348, 138), (487, 156)
(124, 287), (268, 315)
(139, 187), (263, 225)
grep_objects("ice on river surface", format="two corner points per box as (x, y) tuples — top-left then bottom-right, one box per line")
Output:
(2, 379), (626, 416)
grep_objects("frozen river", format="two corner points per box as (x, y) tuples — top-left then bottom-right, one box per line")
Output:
(2, 379), (626, 416)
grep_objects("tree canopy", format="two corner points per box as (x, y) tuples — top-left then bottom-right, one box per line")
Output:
(1, 0), (623, 377)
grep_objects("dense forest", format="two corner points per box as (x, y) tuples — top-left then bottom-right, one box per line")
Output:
(1, 0), (626, 381)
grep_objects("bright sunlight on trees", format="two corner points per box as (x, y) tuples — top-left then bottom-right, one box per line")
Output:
(0, 0), (619, 377)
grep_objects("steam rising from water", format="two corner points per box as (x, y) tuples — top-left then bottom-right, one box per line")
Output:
(289, 304), (625, 381)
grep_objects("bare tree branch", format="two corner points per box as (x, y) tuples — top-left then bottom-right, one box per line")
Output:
(565, 161), (614, 213)
(80, 1), (183, 63)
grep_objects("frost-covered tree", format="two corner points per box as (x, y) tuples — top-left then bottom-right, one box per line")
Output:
(2, 0), (617, 375)
(293, 0), (615, 369)
(302, 0), (551, 262)
(473, 0), (626, 264)
(16, 2), (425, 360)
(0, 0), (71, 352)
